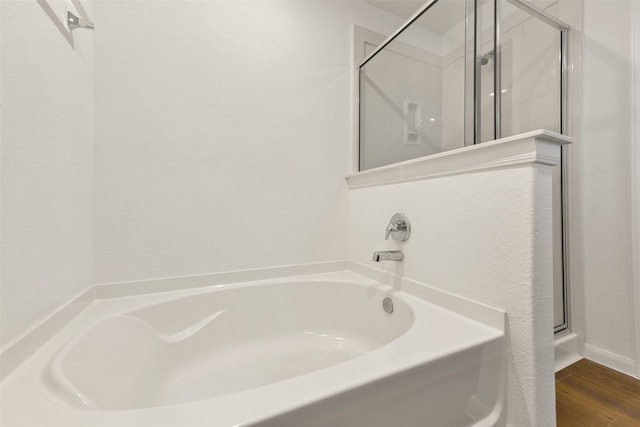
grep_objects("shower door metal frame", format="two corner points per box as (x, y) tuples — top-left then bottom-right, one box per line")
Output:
(465, 0), (499, 144)
(357, 0), (440, 69)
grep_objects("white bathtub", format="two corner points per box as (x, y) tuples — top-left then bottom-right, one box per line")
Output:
(1, 269), (505, 426)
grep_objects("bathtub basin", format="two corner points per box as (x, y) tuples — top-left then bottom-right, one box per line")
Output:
(48, 281), (414, 410)
(1, 270), (505, 427)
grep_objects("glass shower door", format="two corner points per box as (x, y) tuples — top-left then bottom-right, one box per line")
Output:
(496, 0), (569, 332)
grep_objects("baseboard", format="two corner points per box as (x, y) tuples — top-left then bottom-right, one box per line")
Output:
(584, 343), (637, 378)
(554, 332), (582, 372)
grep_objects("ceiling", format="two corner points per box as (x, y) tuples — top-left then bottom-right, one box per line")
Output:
(363, 0), (466, 35)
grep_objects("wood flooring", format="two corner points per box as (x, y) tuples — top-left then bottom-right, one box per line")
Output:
(556, 359), (640, 426)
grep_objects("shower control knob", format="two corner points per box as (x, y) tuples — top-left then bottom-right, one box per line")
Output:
(385, 213), (411, 242)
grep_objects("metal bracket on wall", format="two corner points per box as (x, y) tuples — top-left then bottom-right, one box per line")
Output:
(67, 11), (94, 30)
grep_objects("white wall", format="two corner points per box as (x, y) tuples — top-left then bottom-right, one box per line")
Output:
(92, 1), (414, 284)
(580, 0), (637, 375)
(0, 0), (94, 344)
(633, 0), (640, 379)
(348, 162), (557, 426)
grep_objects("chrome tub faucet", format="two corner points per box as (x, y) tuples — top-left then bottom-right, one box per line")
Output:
(372, 213), (411, 263)
(372, 250), (404, 262)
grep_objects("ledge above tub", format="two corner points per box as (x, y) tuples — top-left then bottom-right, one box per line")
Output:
(346, 129), (573, 189)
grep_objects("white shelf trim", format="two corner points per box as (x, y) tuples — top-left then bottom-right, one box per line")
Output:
(347, 129), (573, 189)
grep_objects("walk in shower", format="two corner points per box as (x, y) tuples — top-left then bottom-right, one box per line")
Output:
(356, 0), (570, 332)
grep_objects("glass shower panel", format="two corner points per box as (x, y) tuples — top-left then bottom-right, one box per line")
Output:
(499, 1), (561, 136)
(359, 0), (467, 171)
(498, 0), (566, 331)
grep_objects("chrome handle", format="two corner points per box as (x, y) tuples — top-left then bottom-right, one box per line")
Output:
(385, 223), (397, 240)
(385, 213), (411, 242)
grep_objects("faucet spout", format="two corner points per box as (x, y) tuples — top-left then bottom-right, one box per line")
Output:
(372, 250), (404, 262)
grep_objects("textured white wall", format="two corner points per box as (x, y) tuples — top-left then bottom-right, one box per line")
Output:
(634, 0), (640, 379)
(0, 0), (94, 344)
(581, 0), (636, 373)
(349, 164), (556, 426)
(92, 1), (410, 284)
